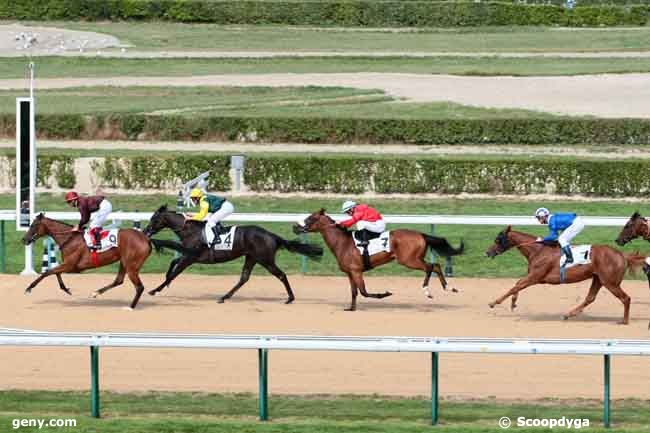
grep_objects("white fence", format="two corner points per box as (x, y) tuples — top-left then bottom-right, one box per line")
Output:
(1, 329), (648, 426)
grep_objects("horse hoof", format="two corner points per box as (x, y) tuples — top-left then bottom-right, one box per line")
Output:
(63, 289), (72, 296)
(617, 320), (629, 325)
(344, 307), (356, 312)
(562, 315), (569, 321)
(285, 298), (294, 304)
(217, 298), (226, 304)
(427, 294), (433, 300)
(148, 290), (157, 296)
(90, 292), (99, 299)
(384, 291), (392, 297)
(451, 288), (459, 293)
(488, 303), (495, 309)
(122, 306), (134, 311)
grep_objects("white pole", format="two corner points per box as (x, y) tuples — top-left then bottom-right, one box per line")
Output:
(21, 62), (36, 275)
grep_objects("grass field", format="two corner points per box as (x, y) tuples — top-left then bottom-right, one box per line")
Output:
(31, 23), (650, 53)
(0, 86), (558, 118)
(5, 56), (650, 78)
(0, 390), (648, 432)
(1, 194), (648, 277)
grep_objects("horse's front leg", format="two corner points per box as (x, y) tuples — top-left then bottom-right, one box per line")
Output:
(25, 263), (73, 294)
(148, 255), (194, 295)
(55, 274), (72, 295)
(489, 274), (538, 309)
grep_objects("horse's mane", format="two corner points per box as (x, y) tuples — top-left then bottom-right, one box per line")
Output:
(42, 215), (72, 227)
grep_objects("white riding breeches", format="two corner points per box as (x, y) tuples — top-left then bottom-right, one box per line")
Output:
(89, 200), (112, 229)
(357, 219), (386, 233)
(206, 201), (234, 228)
(558, 216), (585, 247)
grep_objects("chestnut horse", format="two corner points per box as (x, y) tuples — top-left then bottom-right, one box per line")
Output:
(486, 226), (648, 324)
(22, 213), (152, 309)
(293, 209), (464, 311)
(616, 211), (650, 247)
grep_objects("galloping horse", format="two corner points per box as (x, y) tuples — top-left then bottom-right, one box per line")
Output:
(144, 205), (323, 303)
(293, 209), (464, 311)
(486, 226), (648, 324)
(22, 214), (152, 309)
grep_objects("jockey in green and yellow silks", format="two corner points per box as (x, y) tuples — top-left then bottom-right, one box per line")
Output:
(187, 188), (234, 246)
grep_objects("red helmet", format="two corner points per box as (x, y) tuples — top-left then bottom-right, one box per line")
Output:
(64, 191), (79, 202)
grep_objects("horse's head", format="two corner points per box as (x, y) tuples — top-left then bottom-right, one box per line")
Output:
(485, 226), (512, 258)
(293, 208), (336, 234)
(22, 213), (47, 245)
(616, 211), (647, 246)
(143, 204), (170, 237)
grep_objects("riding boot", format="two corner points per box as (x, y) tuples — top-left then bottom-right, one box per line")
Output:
(359, 230), (372, 271)
(93, 228), (102, 250)
(562, 245), (574, 264)
(211, 223), (222, 246)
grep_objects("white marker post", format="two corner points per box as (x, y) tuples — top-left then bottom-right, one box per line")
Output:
(17, 63), (37, 275)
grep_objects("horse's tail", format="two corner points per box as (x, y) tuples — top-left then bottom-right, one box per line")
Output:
(277, 236), (324, 260)
(150, 239), (203, 256)
(423, 235), (464, 257)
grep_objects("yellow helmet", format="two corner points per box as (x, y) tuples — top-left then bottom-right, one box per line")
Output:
(189, 188), (204, 199)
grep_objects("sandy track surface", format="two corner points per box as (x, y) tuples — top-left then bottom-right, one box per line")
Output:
(1, 274), (650, 398)
(2, 73), (649, 118)
(28, 50), (650, 58)
(2, 139), (650, 159)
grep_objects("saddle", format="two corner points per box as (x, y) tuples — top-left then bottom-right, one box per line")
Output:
(352, 230), (391, 271)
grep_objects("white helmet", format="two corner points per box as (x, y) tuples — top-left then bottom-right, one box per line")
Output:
(342, 200), (357, 213)
(534, 207), (550, 218)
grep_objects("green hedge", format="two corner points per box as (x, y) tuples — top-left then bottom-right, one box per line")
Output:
(3, 114), (650, 145)
(84, 154), (650, 197)
(93, 155), (231, 190)
(1, 155), (76, 189)
(1, 0), (648, 26)
(245, 155), (650, 196)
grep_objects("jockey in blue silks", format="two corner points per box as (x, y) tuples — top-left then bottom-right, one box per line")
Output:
(534, 207), (585, 265)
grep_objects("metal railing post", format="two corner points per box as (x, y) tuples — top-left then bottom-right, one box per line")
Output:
(258, 348), (269, 421)
(0, 220), (5, 273)
(90, 346), (100, 418)
(604, 354), (611, 428)
(431, 352), (439, 425)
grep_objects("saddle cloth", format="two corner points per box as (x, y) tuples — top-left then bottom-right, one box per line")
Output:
(560, 244), (592, 268)
(83, 228), (119, 252)
(353, 231), (390, 256)
(204, 225), (237, 251)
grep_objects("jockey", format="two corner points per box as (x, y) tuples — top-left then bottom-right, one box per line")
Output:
(187, 188), (234, 246)
(339, 201), (385, 245)
(534, 207), (585, 265)
(65, 191), (112, 250)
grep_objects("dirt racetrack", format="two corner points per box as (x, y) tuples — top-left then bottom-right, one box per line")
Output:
(1, 273), (650, 399)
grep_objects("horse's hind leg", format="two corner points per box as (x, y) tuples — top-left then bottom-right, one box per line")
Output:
(564, 276), (602, 320)
(259, 260), (295, 304)
(55, 274), (72, 295)
(125, 268), (145, 310)
(219, 255), (256, 303)
(91, 263), (125, 298)
(398, 255), (447, 300)
(603, 283), (631, 325)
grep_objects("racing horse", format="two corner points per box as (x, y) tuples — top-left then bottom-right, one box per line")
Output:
(486, 225), (649, 324)
(22, 213), (152, 309)
(616, 211), (650, 247)
(143, 205), (323, 303)
(293, 209), (464, 311)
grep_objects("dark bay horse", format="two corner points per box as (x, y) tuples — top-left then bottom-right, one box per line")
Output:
(22, 214), (152, 309)
(144, 205), (323, 303)
(486, 226), (648, 324)
(293, 209), (464, 311)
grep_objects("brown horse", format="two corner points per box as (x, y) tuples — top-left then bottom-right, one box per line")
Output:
(293, 209), (464, 311)
(616, 211), (650, 246)
(486, 226), (648, 324)
(22, 214), (152, 309)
